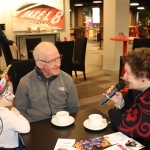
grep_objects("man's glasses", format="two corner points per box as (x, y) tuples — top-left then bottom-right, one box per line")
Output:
(39, 54), (63, 65)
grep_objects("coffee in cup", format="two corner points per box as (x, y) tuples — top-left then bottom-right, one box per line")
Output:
(88, 114), (106, 128)
(54, 111), (69, 124)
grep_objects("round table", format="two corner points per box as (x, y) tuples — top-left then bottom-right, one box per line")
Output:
(110, 37), (135, 55)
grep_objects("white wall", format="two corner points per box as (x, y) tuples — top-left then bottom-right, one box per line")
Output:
(0, 0), (70, 70)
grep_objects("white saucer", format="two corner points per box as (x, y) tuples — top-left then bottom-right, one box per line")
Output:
(83, 119), (107, 131)
(51, 116), (74, 127)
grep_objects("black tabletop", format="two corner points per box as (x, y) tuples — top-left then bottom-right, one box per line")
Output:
(21, 108), (150, 150)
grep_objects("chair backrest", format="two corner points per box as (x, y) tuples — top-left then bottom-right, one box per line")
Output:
(1, 44), (14, 66)
(132, 38), (150, 50)
(73, 37), (87, 63)
(55, 41), (74, 76)
(10, 59), (35, 94)
(26, 38), (42, 59)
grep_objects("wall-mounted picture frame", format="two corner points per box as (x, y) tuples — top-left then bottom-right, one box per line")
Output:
(11, 0), (64, 32)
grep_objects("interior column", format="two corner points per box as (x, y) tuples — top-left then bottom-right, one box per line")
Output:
(103, 0), (130, 75)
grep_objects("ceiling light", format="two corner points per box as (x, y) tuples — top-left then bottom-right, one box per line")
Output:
(93, 0), (102, 3)
(74, 3), (83, 6)
(130, 3), (139, 6)
(137, 6), (145, 10)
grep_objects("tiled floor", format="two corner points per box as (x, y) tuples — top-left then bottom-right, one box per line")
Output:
(73, 37), (133, 116)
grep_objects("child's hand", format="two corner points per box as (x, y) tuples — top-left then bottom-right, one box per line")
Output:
(11, 107), (20, 116)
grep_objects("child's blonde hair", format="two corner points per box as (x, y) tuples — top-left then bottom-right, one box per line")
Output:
(0, 65), (12, 96)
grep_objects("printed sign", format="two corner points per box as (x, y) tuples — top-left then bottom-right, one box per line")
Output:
(11, 0), (64, 31)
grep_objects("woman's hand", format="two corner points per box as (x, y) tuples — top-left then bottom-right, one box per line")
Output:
(11, 107), (20, 116)
(103, 86), (124, 105)
(12, 42), (18, 51)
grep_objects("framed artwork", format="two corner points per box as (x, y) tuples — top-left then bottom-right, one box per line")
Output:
(11, 0), (64, 31)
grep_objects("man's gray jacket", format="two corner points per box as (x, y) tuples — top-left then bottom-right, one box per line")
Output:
(14, 69), (79, 122)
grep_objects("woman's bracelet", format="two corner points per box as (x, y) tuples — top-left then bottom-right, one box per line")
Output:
(114, 99), (124, 109)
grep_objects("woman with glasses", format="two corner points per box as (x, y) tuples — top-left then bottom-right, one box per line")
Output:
(14, 41), (79, 122)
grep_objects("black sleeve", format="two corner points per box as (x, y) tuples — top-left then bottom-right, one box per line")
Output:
(108, 109), (122, 130)
(121, 89), (138, 113)
(108, 89), (138, 130)
(0, 29), (14, 45)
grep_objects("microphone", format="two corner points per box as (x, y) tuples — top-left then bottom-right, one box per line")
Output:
(99, 80), (126, 106)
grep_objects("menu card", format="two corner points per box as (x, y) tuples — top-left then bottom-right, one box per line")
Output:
(103, 132), (129, 145)
(104, 139), (145, 150)
(103, 132), (145, 150)
(54, 138), (76, 150)
(54, 132), (145, 150)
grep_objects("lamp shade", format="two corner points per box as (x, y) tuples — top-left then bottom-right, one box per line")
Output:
(130, 2), (139, 6)
(130, 0), (139, 6)
(93, 0), (102, 3)
(74, 3), (83, 6)
(137, 6), (145, 10)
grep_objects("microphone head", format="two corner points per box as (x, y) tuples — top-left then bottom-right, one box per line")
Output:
(116, 80), (126, 90)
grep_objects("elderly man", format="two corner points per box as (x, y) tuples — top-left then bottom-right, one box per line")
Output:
(14, 41), (79, 122)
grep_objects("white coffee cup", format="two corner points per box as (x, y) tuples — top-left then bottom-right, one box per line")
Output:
(54, 111), (69, 124)
(88, 114), (106, 128)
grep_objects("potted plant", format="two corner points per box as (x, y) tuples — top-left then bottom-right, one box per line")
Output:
(138, 9), (150, 38)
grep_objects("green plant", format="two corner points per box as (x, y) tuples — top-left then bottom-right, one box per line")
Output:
(139, 9), (150, 34)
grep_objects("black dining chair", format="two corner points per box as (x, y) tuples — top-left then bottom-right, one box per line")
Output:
(9, 59), (35, 94)
(119, 56), (124, 81)
(132, 38), (150, 50)
(1, 44), (17, 66)
(25, 38), (42, 59)
(55, 41), (74, 76)
(72, 37), (87, 80)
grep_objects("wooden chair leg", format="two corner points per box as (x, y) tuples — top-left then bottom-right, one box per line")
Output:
(75, 71), (77, 77)
(83, 71), (86, 80)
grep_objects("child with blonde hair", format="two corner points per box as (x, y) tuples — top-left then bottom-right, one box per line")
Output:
(0, 65), (30, 149)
